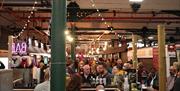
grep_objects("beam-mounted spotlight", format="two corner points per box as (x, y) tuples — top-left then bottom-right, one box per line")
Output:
(129, 0), (143, 2)
(129, 0), (143, 12)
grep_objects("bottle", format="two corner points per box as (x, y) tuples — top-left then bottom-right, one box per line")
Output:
(99, 78), (103, 85)
(96, 76), (99, 85)
(124, 76), (129, 91)
(113, 75), (118, 85)
(103, 78), (106, 86)
(111, 77), (115, 86)
(92, 78), (96, 86)
(90, 76), (94, 85)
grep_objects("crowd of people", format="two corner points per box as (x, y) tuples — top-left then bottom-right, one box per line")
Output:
(33, 57), (180, 91)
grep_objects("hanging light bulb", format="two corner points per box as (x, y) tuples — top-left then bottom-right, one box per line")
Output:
(65, 30), (70, 35)
(28, 16), (31, 19)
(96, 48), (100, 54)
(32, 7), (35, 10)
(34, 1), (38, 4)
(103, 47), (107, 51)
(31, 11), (34, 14)
(66, 35), (73, 42)
(104, 22), (107, 25)
(92, 4), (95, 7)
(104, 30), (110, 34)
(101, 18), (104, 21)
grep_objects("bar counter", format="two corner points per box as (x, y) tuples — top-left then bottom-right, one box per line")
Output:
(0, 69), (13, 91)
(81, 85), (120, 91)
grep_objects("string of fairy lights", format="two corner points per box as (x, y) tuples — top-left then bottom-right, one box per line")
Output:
(90, 0), (112, 41)
(15, 0), (38, 38)
(89, 0), (113, 54)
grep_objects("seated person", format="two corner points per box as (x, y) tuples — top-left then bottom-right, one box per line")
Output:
(81, 64), (95, 85)
(67, 73), (81, 91)
(96, 63), (113, 85)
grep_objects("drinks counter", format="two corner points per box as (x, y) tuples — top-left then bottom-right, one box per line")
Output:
(0, 69), (13, 91)
(81, 85), (120, 91)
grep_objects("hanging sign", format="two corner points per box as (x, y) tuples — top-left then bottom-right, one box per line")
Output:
(168, 45), (176, 58)
(12, 42), (27, 54)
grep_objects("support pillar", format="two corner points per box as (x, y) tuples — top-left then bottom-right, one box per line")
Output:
(71, 23), (76, 62)
(8, 36), (13, 69)
(132, 34), (138, 69)
(51, 0), (66, 91)
(158, 24), (166, 91)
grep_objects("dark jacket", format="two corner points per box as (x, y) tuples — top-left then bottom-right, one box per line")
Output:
(81, 74), (95, 85)
(0, 61), (5, 69)
(173, 77), (180, 91)
(67, 73), (81, 91)
(98, 72), (113, 85)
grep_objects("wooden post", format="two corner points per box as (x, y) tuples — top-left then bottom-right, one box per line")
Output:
(132, 34), (138, 69)
(158, 24), (166, 91)
(8, 36), (13, 69)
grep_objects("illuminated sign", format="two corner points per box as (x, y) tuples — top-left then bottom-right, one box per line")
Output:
(12, 42), (27, 54)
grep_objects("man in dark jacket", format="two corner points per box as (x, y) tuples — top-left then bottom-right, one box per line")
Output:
(173, 69), (180, 91)
(96, 63), (113, 85)
(81, 64), (94, 85)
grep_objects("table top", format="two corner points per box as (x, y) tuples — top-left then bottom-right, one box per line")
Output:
(81, 87), (120, 91)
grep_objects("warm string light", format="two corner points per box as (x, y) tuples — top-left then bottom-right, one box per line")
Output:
(15, 0), (38, 38)
(65, 28), (74, 42)
(89, 0), (112, 52)
(90, 0), (112, 38)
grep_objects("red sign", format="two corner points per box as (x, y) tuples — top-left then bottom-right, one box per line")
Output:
(153, 48), (158, 70)
(168, 45), (176, 58)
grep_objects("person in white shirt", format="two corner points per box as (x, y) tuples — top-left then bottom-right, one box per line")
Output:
(167, 66), (176, 91)
(34, 68), (50, 91)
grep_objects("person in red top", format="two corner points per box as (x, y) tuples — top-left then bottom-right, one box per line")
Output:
(20, 58), (28, 68)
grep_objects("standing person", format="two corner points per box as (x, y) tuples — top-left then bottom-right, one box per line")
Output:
(167, 66), (176, 91)
(137, 62), (148, 84)
(173, 66), (180, 91)
(116, 59), (124, 69)
(112, 66), (119, 75)
(34, 69), (50, 91)
(106, 59), (112, 74)
(39, 61), (47, 83)
(20, 57), (28, 68)
(67, 73), (81, 91)
(147, 68), (159, 91)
